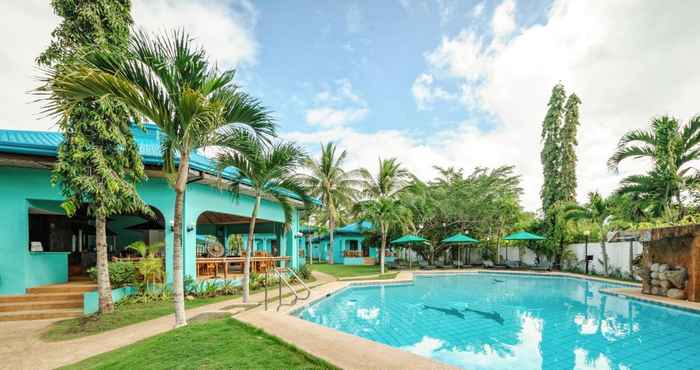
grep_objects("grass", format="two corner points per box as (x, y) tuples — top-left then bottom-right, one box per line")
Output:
(308, 263), (399, 281)
(44, 274), (319, 342)
(60, 317), (338, 370)
(43, 294), (238, 342)
(308, 263), (384, 278)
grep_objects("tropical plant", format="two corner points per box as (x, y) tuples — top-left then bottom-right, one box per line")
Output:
(38, 30), (275, 327)
(301, 143), (361, 264)
(608, 115), (700, 218)
(560, 93), (582, 202)
(359, 158), (412, 198)
(565, 192), (615, 275)
(127, 241), (165, 291)
(540, 83), (566, 215)
(87, 261), (138, 288)
(36, 0), (151, 315)
(356, 158), (412, 273)
(216, 135), (310, 303)
(355, 197), (412, 273)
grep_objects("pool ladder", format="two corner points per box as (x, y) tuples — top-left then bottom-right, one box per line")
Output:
(265, 267), (311, 311)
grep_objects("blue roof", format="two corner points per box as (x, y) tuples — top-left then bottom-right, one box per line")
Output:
(335, 221), (373, 234)
(0, 124), (307, 203)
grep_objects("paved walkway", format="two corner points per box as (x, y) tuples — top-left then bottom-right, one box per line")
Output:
(0, 272), (335, 370)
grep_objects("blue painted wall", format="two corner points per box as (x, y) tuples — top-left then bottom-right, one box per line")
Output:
(312, 235), (375, 264)
(83, 286), (137, 315)
(0, 166), (303, 295)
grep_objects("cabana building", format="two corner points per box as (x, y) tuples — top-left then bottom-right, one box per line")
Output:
(0, 124), (307, 303)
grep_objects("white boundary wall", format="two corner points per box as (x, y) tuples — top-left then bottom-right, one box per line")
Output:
(494, 241), (643, 274)
(565, 241), (643, 274)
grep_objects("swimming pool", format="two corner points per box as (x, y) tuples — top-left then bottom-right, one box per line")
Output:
(296, 273), (700, 369)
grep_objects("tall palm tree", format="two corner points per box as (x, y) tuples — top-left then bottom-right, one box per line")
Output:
(355, 197), (412, 274)
(358, 158), (412, 273)
(360, 158), (412, 198)
(565, 192), (615, 275)
(301, 143), (361, 264)
(608, 115), (700, 217)
(38, 30), (275, 327)
(216, 136), (310, 303)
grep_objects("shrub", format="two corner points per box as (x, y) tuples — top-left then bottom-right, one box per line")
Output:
(87, 261), (138, 287)
(295, 264), (312, 280)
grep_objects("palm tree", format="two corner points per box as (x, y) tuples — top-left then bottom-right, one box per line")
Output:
(216, 136), (310, 303)
(360, 158), (412, 198)
(301, 143), (361, 264)
(355, 197), (412, 274)
(608, 115), (700, 217)
(565, 192), (614, 275)
(38, 30), (275, 327)
(357, 158), (412, 273)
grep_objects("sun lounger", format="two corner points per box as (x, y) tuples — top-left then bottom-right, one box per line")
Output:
(529, 261), (552, 271)
(483, 260), (495, 269)
(434, 261), (449, 269)
(419, 260), (434, 270)
(504, 260), (521, 269)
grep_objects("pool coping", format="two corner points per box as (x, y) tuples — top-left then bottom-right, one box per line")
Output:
(237, 269), (699, 370)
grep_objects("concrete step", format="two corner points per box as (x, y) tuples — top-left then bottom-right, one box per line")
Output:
(0, 292), (84, 304)
(0, 308), (82, 322)
(0, 300), (83, 313)
(27, 283), (97, 294)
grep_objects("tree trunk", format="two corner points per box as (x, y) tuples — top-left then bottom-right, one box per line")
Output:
(308, 236), (312, 265)
(95, 214), (114, 314)
(243, 195), (261, 303)
(380, 225), (387, 274)
(328, 208), (335, 264)
(172, 152), (189, 327)
(601, 239), (609, 275)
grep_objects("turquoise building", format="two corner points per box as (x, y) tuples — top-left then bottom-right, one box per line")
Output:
(311, 221), (393, 265)
(0, 124), (307, 296)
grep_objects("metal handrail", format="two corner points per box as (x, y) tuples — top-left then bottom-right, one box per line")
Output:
(266, 267), (312, 311)
(286, 268), (311, 300)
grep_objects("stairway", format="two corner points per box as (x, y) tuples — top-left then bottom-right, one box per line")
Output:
(0, 280), (95, 321)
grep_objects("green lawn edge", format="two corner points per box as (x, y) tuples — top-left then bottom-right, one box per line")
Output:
(59, 317), (339, 370)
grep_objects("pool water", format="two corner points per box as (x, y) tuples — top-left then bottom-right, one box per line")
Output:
(297, 273), (700, 369)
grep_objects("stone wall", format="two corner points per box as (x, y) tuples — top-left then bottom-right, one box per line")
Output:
(639, 224), (700, 302)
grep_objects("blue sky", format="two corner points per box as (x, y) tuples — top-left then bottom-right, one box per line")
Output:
(246, 0), (549, 135)
(3, 1), (700, 211)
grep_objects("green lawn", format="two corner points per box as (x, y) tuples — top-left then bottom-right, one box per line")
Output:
(43, 295), (238, 342)
(308, 263), (396, 279)
(60, 317), (338, 370)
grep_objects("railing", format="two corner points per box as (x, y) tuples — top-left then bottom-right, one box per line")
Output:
(196, 256), (290, 279)
(265, 267), (311, 311)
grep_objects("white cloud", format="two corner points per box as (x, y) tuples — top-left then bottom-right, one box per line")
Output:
(0, 0), (59, 131)
(425, 31), (487, 81)
(304, 79), (369, 128)
(472, 2), (485, 18)
(324, 0), (700, 213)
(407, 0), (700, 211)
(412, 73), (455, 110)
(0, 0), (258, 132)
(132, 0), (258, 68)
(305, 107), (368, 128)
(491, 0), (517, 42)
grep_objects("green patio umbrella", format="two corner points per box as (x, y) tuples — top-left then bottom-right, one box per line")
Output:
(390, 235), (428, 269)
(503, 231), (545, 241)
(502, 231), (545, 262)
(441, 233), (480, 267)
